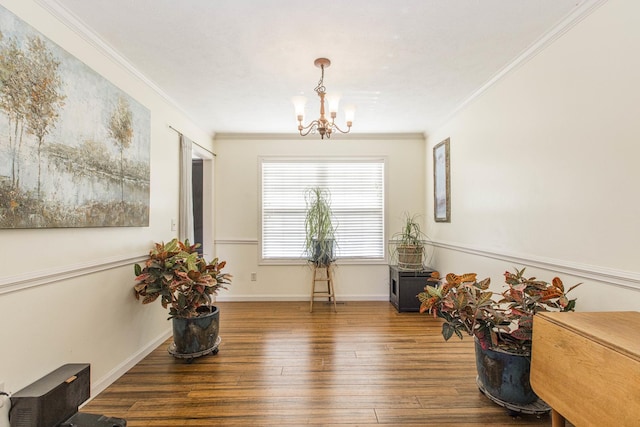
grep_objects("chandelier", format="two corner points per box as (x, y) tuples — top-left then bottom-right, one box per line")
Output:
(293, 58), (354, 139)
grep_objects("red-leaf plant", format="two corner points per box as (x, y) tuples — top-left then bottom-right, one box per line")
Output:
(133, 238), (232, 319)
(418, 268), (581, 355)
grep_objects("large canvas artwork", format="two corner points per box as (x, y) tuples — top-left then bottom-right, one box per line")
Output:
(0, 5), (150, 228)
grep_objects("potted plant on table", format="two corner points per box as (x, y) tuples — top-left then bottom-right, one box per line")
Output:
(418, 268), (580, 412)
(133, 238), (232, 359)
(304, 187), (336, 266)
(390, 212), (427, 270)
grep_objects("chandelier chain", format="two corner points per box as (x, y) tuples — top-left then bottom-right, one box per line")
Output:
(314, 64), (326, 95)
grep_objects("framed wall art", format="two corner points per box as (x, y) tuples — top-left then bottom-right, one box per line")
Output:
(433, 138), (450, 223)
(0, 5), (150, 229)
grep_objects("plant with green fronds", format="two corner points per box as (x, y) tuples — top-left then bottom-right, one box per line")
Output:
(304, 187), (336, 266)
(389, 212), (428, 270)
(391, 212), (426, 246)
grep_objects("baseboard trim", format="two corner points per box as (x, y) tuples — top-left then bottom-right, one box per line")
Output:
(85, 328), (172, 403)
(216, 295), (389, 302)
(428, 240), (640, 291)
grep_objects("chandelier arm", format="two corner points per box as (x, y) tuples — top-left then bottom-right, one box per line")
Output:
(299, 120), (319, 132)
(329, 122), (352, 134)
(298, 120), (319, 136)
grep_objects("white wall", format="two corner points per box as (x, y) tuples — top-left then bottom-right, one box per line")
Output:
(0, 0), (213, 395)
(425, 0), (640, 311)
(213, 134), (426, 300)
(4, 0), (635, 400)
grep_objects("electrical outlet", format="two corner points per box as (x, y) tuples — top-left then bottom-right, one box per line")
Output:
(250, 272), (257, 281)
(170, 219), (176, 231)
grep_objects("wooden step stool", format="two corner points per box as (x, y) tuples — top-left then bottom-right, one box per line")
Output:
(310, 263), (337, 313)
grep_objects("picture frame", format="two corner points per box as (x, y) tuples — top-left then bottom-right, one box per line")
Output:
(433, 138), (450, 222)
(0, 5), (150, 229)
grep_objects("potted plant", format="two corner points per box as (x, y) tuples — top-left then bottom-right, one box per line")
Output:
(133, 238), (232, 358)
(418, 268), (580, 411)
(304, 187), (336, 266)
(390, 212), (427, 270)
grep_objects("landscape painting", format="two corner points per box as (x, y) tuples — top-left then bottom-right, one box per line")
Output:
(0, 5), (150, 228)
(433, 138), (450, 223)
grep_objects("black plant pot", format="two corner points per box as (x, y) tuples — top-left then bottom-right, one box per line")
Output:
(311, 238), (334, 266)
(474, 338), (539, 405)
(172, 306), (219, 355)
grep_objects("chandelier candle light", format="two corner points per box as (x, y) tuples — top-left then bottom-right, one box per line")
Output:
(293, 58), (354, 139)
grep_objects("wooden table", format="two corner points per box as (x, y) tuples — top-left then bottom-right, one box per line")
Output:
(530, 311), (640, 427)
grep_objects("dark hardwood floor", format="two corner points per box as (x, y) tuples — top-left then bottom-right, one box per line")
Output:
(83, 301), (555, 426)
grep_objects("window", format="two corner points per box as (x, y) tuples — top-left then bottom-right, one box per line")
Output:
(261, 158), (385, 263)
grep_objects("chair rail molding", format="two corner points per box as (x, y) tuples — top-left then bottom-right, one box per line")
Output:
(427, 239), (640, 292)
(0, 254), (147, 295)
(215, 238), (259, 245)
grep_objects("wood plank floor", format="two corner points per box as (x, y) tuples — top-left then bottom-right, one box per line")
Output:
(83, 301), (556, 426)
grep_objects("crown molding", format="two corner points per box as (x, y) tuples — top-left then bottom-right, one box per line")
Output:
(33, 0), (197, 124)
(34, 0), (606, 139)
(437, 0), (608, 131)
(213, 132), (426, 141)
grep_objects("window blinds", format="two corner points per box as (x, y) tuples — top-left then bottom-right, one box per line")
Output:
(261, 159), (385, 261)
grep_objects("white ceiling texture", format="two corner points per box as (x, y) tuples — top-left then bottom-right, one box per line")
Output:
(38, 0), (603, 137)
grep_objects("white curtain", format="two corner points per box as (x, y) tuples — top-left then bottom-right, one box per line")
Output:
(179, 134), (194, 243)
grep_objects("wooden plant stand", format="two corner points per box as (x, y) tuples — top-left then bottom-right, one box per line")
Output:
(310, 263), (336, 313)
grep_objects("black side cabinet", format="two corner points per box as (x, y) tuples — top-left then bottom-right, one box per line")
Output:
(389, 266), (434, 312)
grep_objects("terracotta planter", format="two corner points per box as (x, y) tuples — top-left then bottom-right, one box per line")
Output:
(172, 306), (219, 355)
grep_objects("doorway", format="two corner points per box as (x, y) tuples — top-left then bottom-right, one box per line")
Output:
(191, 146), (214, 260)
(192, 158), (204, 255)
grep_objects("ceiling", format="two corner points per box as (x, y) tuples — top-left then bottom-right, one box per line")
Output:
(40, 0), (601, 137)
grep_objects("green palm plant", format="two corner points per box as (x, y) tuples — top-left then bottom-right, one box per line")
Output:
(390, 212), (427, 270)
(304, 187), (336, 266)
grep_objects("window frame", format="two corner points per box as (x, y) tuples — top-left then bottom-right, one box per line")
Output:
(258, 156), (388, 266)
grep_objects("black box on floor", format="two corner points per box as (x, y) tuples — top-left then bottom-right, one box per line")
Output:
(9, 363), (127, 427)
(389, 266), (435, 312)
(61, 412), (127, 427)
(10, 364), (91, 427)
